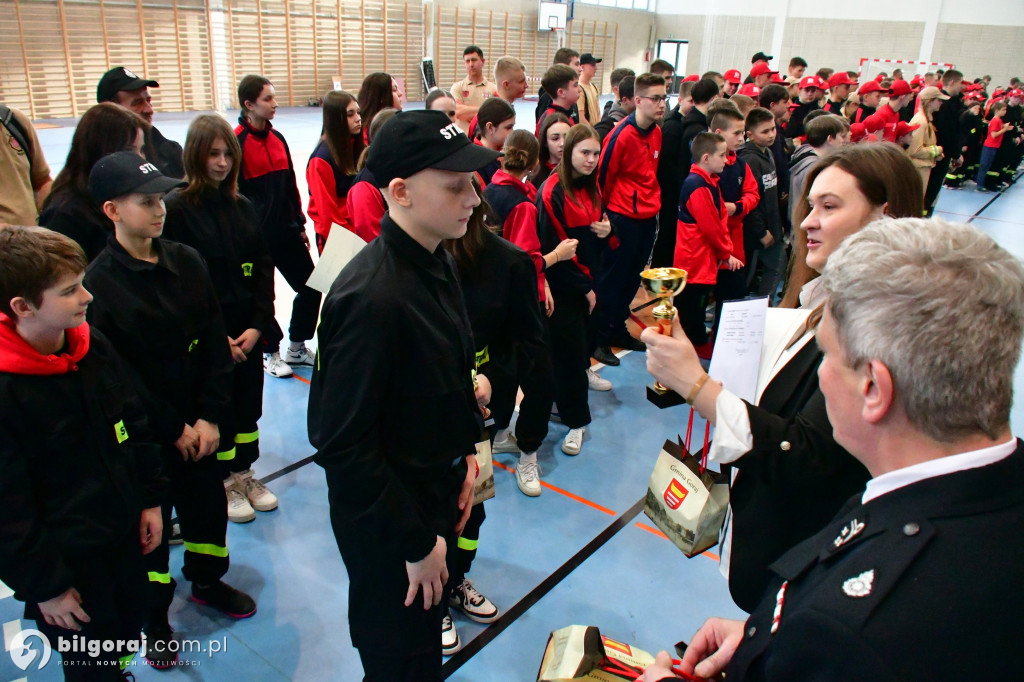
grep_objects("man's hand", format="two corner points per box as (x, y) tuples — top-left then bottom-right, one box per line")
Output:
(455, 454), (478, 534)
(174, 423), (199, 461)
(405, 536), (449, 610)
(227, 336), (247, 364)
(236, 328), (261, 356)
(585, 290), (597, 314)
(139, 506), (163, 554)
(678, 618), (746, 679)
(760, 231), (775, 248)
(38, 588), (90, 631)
(192, 419), (220, 461)
(725, 202), (737, 217)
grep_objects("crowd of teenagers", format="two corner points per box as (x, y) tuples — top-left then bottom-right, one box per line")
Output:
(0, 43), (1022, 682)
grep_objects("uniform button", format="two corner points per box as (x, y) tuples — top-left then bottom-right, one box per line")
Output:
(903, 522), (920, 536)
(747, 626), (757, 638)
(780, 441), (791, 451)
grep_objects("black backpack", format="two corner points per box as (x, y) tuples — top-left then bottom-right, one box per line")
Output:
(0, 104), (33, 172)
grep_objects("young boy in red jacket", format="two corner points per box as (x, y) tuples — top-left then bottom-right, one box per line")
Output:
(595, 72), (666, 355)
(710, 108), (760, 344)
(673, 133), (742, 349)
(536, 64), (581, 135)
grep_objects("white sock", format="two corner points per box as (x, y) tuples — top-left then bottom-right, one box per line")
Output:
(288, 341), (303, 353)
(519, 451), (537, 465)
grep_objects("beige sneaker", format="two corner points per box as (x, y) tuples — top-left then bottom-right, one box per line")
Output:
(225, 476), (255, 523)
(236, 469), (278, 512)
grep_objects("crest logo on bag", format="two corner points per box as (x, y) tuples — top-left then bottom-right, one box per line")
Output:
(663, 478), (688, 509)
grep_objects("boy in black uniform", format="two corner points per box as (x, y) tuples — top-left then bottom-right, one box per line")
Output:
(0, 226), (166, 679)
(83, 152), (256, 668)
(308, 110), (496, 681)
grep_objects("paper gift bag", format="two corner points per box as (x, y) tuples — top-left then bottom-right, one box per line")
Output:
(473, 439), (495, 505)
(644, 435), (729, 558)
(537, 625), (656, 682)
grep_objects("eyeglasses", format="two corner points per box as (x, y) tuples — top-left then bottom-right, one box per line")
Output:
(639, 95), (669, 103)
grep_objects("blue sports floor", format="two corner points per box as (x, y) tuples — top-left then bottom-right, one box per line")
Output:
(3, 105), (1024, 681)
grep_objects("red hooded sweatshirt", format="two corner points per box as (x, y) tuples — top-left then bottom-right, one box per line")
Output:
(483, 170), (545, 300)
(0, 313), (90, 375)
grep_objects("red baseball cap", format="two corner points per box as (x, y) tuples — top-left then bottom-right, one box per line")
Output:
(1010, 89), (1024, 99)
(771, 73), (788, 84)
(858, 81), (886, 95)
(682, 74), (700, 82)
(910, 75), (924, 87)
(849, 122), (868, 143)
(738, 83), (761, 98)
(888, 80), (913, 96)
(798, 76), (824, 90)
(874, 73), (885, 83)
(724, 69), (742, 84)
(885, 121), (920, 142)
(750, 63), (778, 78)
(828, 73), (857, 89)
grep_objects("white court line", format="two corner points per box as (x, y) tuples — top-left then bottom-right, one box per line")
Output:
(3, 618), (23, 652)
(0, 579), (13, 600)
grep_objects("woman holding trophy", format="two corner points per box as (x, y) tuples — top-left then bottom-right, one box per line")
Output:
(643, 143), (923, 612)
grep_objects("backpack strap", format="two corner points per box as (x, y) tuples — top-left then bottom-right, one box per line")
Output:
(0, 104), (33, 172)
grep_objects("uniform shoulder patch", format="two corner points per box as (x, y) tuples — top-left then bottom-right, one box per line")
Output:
(842, 569), (875, 598)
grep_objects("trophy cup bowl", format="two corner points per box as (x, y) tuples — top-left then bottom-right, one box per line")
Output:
(640, 267), (688, 408)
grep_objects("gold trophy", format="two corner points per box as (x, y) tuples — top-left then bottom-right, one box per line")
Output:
(641, 267), (688, 409)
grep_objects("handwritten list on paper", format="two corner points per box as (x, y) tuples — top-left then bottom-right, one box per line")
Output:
(708, 297), (769, 404)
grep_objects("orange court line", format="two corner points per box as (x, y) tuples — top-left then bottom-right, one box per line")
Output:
(633, 521), (720, 561)
(291, 374), (311, 385)
(492, 460), (617, 516)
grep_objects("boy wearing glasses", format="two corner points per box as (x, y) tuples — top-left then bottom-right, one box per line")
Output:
(595, 73), (666, 356)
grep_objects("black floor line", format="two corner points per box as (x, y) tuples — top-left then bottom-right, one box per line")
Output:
(967, 171), (1021, 223)
(442, 496), (647, 678)
(260, 454), (317, 485)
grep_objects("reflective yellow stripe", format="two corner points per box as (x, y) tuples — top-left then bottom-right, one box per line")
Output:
(184, 541), (229, 558)
(148, 571), (171, 584)
(216, 446), (236, 461)
(234, 430), (259, 444)
(119, 654), (134, 671)
(457, 536), (478, 551)
(114, 419), (129, 444)
(475, 346), (490, 369)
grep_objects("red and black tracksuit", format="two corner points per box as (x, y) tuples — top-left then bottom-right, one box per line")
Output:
(596, 112), (661, 347)
(537, 175), (610, 428)
(535, 103), (579, 136)
(482, 171), (554, 456)
(235, 115), (321, 348)
(851, 103), (876, 124)
(346, 166), (386, 243)
(85, 236), (234, 632)
(674, 165), (730, 345)
(306, 138), (361, 253)
(164, 187), (275, 480)
(0, 320), (167, 678)
(714, 152), (760, 336)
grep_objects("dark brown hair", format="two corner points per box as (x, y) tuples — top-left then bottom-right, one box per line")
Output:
(537, 112), (572, 168)
(355, 107), (398, 171)
(542, 65), (578, 99)
(557, 124), (601, 210)
(358, 73), (397, 139)
(0, 226), (87, 317)
(443, 178), (493, 281)
(322, 90), (363, 177)
(46, 103), (147, 203)
(476, 98), (516, 139)
(238, 74), (272, 111)
(181, 114), (241, 200)
(691, 131), (726, 162)
(501, 129), (539, 174)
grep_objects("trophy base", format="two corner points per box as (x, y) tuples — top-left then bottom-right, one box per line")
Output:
(647, 384), (687, 409)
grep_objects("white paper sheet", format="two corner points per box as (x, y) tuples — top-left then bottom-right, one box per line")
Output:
(305, 224), (367, 294)
(708, 297), (769, 403)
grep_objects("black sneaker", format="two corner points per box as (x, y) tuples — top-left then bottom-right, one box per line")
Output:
(143, 620), (178, 669)
(190, 581), (257, 618)
(592, 346), (620, 366)
(610, 335), (647, 352)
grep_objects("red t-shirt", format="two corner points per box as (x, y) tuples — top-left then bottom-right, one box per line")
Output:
(985, 117), (1005, 148)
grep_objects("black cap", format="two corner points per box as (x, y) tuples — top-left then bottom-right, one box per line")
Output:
(88, 151), (186, 204)
(366, 110), (500, 188)
(580, 53), (602, 65)
(751, 51), (774, 63)
(97, 66), (159, 103)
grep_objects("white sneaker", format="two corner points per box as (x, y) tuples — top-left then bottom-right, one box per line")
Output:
(225, 478), (255, 523)
(284, 344), (315, 366)
(587, 368), (612, 391)
(263, 352), (293, 378)
(449, 578), (500, 623)
(561, 427), (585, 456)
(492, 429), (519, 454)
(515, 455), (542, 497)
(236, 469), (278, 512)
(441, 610), (461, 655)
